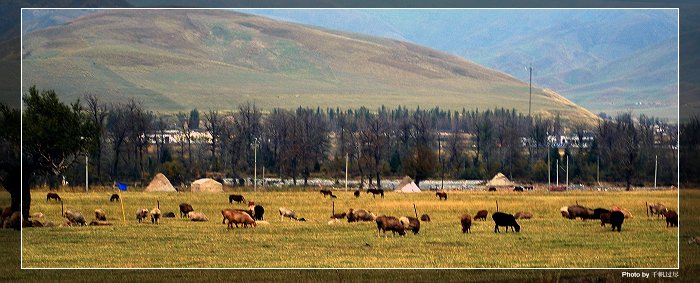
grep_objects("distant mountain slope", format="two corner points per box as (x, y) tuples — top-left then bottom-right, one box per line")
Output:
(22, 10), (598, 123)
(244, 9), (678, 121)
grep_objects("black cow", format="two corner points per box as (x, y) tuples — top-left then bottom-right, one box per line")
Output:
(492, 212), (520, 233)
(610, 211), (625, 232)
(47, 192), (61, 202)
(229, 194), (245, 204)
(109, 194), (120, 202)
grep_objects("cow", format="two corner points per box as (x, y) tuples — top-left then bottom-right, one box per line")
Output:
(229, 194), (245, 204)
(514, 211), (533, 220)
(474, 210), (488, 221)
(610, 211), (625, 232)
(47, 192), (61, 202)
(420, 214), (431, 222)
(109, 194), (120, 202)
(488, 187), (497, 192)
(399, 216), (420, 235)
(436, 192), (448, 200)
(665, 210), (678, 227)
(492, 212), (520, 233)
(375, 215), (406, 237)
(460, 214), (472, 233)
(600, 212), (612, 227)
(513, 186), (524, 192)
(354, 190), (360, 198)
(567, 205), (594, 220)
(179, 203), (194, 218)
(253, 205), (265, 221)
(592, 208), (611, 220)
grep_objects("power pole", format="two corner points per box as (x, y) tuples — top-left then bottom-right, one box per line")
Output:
(654, 155), (658, 189)
(345, 153), (349, 191)
(528, 64), (533, 117)
(85, 155), (89, 192)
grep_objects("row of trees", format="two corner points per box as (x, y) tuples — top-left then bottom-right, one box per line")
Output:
(45, 90), (676, 191)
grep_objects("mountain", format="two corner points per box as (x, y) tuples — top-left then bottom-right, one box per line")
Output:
(22, 10), (598, 123)
(242, 9), (679, 121)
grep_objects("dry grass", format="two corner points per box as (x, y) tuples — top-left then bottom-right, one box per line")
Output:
(19, 188), (677, 268)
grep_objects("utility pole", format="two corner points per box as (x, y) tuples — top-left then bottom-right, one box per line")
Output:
(528, 64), (533, 117)
(345, 153), (349, 191)
(438, 129), (444, 190)
(566, 155), (569, 187)
(548, 147), (551, 191)
(654, 155), (658, 189)
(253, 138), (258, 192)
(85, 155), (89, 192)
(597, 156), (600, 185)
(556, 159), (559, 187)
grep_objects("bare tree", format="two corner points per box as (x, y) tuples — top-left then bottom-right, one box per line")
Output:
(84, 94), (108, 183)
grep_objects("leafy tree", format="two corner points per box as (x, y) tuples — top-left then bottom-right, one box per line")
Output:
(189, 108), (200, 129)
(0, 104), (20, 214)
(403, 144), (437, 187)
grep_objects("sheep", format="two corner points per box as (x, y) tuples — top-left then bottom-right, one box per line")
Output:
(223, 210), (256, 228)
(150, 207), (161, 224)
(94, 209), (107, 221)
(399, 216), (420, 235)
(179, 203), (194, 218)
(514, 211), (533, 220)
(188, 211), (209, 222)
(665, 210), (678, 227)
(649, 203), (667, 218)
(31, 220), (44, 227)
(560, 206), (570, 218)
(331, 212), (347, 219)
(375, 215), (406, 237)
(279, 207), (297, 221)
(474, 210), (488, 221)
(492, 212), (520, 233)
(220, 208), (252, 224)
(47, 192), (61, 202)
(64, 210), (87, 226)
(163, 212), (176, 218)
(229, 194), (245, 204)
(88, 220), (112, 226)
(420, 214), (431, 222)
(136, 208), (149, 223)
(354, 190), (360, 198)
(31, 212), (44, 219)
(436, 191), (447, 200)
(460, 214), (472, 233)
(110, 194), (120, 202)
(328, 218), (340, 225)
(688, 236), (700, 246)
(3, 211), (20, 230)
(610, 211), (625, 232)
(567, 205), (594, 220)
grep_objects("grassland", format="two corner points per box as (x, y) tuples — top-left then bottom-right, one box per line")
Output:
(20, 188), (677, 268)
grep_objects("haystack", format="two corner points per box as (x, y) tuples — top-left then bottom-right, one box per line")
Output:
(144, 173), (177, 192)
(191, 178), (223, 193)
(485, 172), (514, 187)
(396, 176), (421, 193)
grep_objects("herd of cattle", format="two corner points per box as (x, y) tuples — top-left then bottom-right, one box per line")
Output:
(7, 189), (677, 241)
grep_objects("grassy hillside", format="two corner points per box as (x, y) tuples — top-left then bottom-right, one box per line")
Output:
(22, 10), (598, 123)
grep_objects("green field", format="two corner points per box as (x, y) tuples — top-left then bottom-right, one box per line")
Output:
(19, 188), (677, 268)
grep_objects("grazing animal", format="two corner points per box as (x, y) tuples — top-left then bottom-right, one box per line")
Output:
(592, 208), (611, 220)
(94, 209), (107, 221)
(109, 194), (120, 202)
(665, 210), (678, 227)
(366, 189), (384, 198)
(328, 218), (340, 225)
(3, 211), (20, 230)
(331, 212), (347, 219)
(399, 216), (421, 235)
(610, 211), (625, 232)
(513, 186), (524, 192)
(223, 210), (256, 228)
(64, 210), (87, 226)
(492, 212), (520, 233)
(354, 190), (360, 198)
(150, 208), (161, 224)
(649, 203), (668, 218)
(435, 191), (448, 200)
(689, 236), (700, 246)
(375, 215), (406, 237)
(253, 205), (265, 221)
(488, 187), (497, 192)
(567, 205), (594, 220)
(613, 207), (633, 219)
(89, 220), (112, 226)
(229, 194), (245, 204)
(136, 208), (149, 223)
(349, 209), (376, 222)
(474, 210), (488, 221)
(514, 211), (533, 220)
(31, 212), (44, 219)
(600, 212), (612, 227)
(279, 207), (297, 221)
(188, 211), (209, 222)
(560, 206), (570, 218)
(320, 189), (333, 197)
(420, 214), (431, 222)
(31, 220), (44, 227)
(460, 214), (472, 233)
(163, 212), (176, 218)
(330, 194), (337, 199)
(179, 203), (194, 218)
(47, 192), (61, 202)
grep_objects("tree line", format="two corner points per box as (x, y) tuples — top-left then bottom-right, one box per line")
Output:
(17, 88), (672, 192)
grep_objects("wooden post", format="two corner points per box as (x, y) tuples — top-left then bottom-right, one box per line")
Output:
(332, 201), (335, 216)
(646, 202), (649, 217)
(61, 200), (64, 216)
(496, 200), (499, 212)
(157, 200), (160, 209)
(413, 204), (418, 218)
